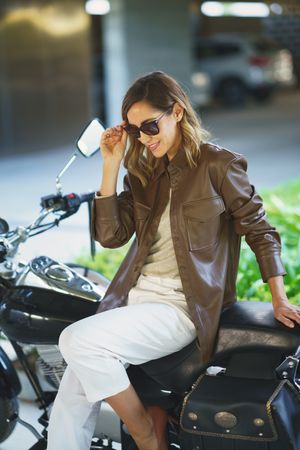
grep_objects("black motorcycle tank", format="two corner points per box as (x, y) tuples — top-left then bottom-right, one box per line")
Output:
(0, 286), (99, 344)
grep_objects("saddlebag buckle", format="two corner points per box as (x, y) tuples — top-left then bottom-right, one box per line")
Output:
(275, 348), (300, 390)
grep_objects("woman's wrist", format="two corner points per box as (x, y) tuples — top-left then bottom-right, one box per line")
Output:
(271, 295), (289, 307)
(267, 275), (289, 306)
(103, 158), (122, 170)
(99, 160), (121, 196)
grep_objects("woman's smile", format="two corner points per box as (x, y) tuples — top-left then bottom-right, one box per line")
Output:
(147, 141), (160, 152)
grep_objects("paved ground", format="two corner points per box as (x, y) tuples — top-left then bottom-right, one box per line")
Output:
(0, 88), (299, 449)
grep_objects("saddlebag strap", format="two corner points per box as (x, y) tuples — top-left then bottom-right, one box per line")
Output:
(180, 373), (300, 444)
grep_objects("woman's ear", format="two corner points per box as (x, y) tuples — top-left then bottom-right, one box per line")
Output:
(173, 103), (184, 122)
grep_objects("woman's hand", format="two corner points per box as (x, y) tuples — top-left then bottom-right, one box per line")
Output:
(272, 297), (300, 328)
(100, 121), (128, 164)
(267, 275), (300, 328)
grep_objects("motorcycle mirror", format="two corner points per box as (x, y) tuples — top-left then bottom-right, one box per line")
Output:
(76, 118), (105, 158)
(55, 118), (105, 194)
(0, 219), (9, 234)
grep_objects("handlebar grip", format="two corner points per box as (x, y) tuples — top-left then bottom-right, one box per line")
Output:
(79, 192), (95, 204)
(40, 192), (95, 214)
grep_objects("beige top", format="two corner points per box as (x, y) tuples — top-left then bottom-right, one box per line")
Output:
(141, 189), (180, 278)
(127, 190), (190, 317)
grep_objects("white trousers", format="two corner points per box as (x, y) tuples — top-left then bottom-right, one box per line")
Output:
(46, 302), (197, 450)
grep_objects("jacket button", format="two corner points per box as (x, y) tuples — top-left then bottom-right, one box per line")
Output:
(264, 233), (275, 242)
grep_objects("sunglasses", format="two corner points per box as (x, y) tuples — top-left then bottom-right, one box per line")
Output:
(122, 110), (170, 139)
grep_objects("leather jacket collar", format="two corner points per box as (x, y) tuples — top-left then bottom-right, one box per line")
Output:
(152, 146), (191, 182)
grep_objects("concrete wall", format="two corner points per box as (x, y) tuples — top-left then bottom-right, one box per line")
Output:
(0, 0), (93, 156)
(103, 0), (192, 125)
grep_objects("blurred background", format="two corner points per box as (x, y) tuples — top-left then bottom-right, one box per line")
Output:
(0, 0), (299, 155)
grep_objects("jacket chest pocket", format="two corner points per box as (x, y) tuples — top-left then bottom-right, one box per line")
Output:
(133, 201), (151, 240)
(182, 196), (225, 251)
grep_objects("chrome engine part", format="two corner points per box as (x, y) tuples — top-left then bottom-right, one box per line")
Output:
(35, 345), (66, 389)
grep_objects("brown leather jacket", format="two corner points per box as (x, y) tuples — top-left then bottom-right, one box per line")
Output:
(92, 143), (286, 363)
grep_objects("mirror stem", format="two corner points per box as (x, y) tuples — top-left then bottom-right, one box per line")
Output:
(56, 153), (78, 194)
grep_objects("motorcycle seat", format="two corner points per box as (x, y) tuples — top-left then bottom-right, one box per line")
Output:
(139, 301), (300, 394)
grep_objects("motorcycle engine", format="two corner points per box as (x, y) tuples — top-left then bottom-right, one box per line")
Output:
(35, 345), (66, 389)
(16, 259), (110, 389)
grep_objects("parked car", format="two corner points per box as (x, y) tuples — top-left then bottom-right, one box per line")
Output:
(192, 33), (295, 107)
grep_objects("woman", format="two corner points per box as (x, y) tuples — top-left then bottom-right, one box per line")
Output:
(47, 71), (300, 450)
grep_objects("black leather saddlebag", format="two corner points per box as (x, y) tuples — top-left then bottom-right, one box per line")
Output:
(180, 374), (300, 450)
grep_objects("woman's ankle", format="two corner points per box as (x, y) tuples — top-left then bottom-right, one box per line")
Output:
(132, 420), (158, 450)
(147, 406), (169, 450)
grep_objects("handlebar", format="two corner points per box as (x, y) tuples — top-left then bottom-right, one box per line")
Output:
(40, 191), (95, 212)
(0, 191), (95, 263)
(79, 192), (95, 204)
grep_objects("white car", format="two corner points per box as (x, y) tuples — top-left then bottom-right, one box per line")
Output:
(192, 33), (295, 106)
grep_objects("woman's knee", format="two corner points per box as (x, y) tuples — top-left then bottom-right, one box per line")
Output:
(58, 318), (107, 363)
(58, 324), (79, 362)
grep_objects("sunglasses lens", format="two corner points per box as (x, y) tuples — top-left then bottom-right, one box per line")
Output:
(124, 125), (140, 138)
(140, 122), (159, 136)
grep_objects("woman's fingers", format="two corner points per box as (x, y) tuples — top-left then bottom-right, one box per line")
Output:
(277, 314), (295, 328)
(103, 126), (122, 140)
(99, 125), (127, 162)
(275, 304), (300, 328)
(101, 128), (119, 146)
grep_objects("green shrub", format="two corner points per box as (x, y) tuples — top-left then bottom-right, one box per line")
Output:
(237, 177), (300, 305)
(75, 242), (131, 281)
(76, 177), (300, 305)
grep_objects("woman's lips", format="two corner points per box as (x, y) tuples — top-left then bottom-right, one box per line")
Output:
(148, 142), (160, 152)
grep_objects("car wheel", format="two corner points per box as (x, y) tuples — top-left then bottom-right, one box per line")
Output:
(0, 395), (19, 443)
(218, 79), (246, 107)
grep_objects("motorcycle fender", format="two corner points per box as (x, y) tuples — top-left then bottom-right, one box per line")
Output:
(0, 346), (22, 399)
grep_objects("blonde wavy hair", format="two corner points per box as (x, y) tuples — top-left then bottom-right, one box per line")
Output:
(122, 71), (210, 187)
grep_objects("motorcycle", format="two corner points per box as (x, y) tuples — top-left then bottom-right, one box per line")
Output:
(0, 119), (299, 450)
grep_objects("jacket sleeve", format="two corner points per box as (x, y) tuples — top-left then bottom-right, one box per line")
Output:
(91, 174), (135, 248)
(220, 155), (286, 282)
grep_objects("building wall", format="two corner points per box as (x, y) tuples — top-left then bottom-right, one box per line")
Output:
(103, 0), (193, 125)
(0, 0), (93, 156)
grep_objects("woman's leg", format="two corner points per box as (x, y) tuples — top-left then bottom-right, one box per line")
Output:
(106, 384), (159, 450)
(47, 303), (196, 450)
(46, 366), (101, 450)
(146, 406), (169, 450)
